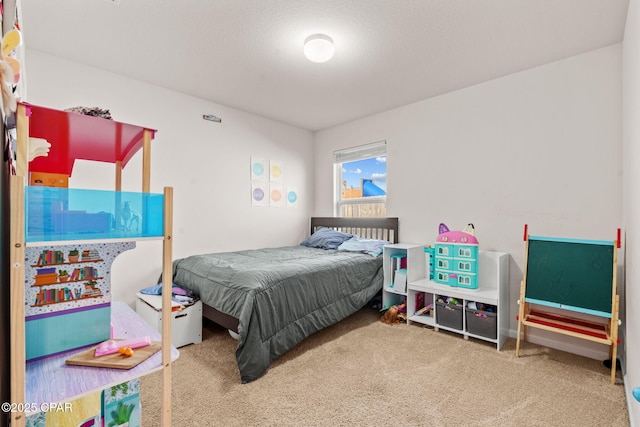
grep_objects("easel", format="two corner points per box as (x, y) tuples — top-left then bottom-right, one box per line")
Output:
(515, 225), (621, 385)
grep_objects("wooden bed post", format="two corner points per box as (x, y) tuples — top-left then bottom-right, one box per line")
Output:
(15, 104), (29, 178)
(10, 176), (26, 427)
(161, 186), (173, 426)
(115, 160), (123, 192)
(142, 130), (152, 193)
(9, 103), (29, 427)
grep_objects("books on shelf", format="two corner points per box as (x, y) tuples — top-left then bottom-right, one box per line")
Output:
(415, 303), (433, 316)
(37, 249), (64, 265)
(390, 253), (406, 286)
(390, 254), (406, 270)
(81, 249), (101, 261)
(33, 286), (77, 305)
(393, 268), (407, 293)
(69, 266), (99, 281)
(81, 281), (102, 298)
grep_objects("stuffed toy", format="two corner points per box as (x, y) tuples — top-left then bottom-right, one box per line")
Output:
(381, 302), (407, 324)
(381, 305), (399, 324)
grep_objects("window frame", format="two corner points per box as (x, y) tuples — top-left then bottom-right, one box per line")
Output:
(333, 141), (387, 217)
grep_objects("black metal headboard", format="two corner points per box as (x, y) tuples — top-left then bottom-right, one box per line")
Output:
(310, 217), (399, 243)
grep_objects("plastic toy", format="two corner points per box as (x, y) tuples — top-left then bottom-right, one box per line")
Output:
(432, 223), (479, 289)
(120, 201), (141, 232)
(95, 336), (151, 357)
(118, 346), (134, 357)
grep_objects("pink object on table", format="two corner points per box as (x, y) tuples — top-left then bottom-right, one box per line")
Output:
(94, 336), (152, 357)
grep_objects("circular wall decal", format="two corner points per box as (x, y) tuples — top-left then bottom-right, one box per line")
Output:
(252, 163), (264, 176)
(253, 188), (265, 201)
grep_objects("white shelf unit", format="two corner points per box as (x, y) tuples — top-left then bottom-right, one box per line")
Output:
(407, 251), (509, 350)
(382, 244), (426, 312)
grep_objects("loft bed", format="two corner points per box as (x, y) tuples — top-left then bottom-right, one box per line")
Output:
(171, 216), (399, 383)
(11, 103), (174, 426)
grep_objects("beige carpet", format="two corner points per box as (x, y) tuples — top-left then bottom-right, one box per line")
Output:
(140, 307), (629, 426)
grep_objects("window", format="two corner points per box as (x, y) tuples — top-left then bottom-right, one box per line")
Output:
(438, 259), (450, 269)
(334, 141), (387, 217)
(458, 248), (471, 257)
(458, 261), (471, 271)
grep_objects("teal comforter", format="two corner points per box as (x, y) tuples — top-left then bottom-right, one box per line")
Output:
(171, 246), (383, 383)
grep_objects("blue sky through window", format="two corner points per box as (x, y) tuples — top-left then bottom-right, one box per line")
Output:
(342, 156), (387, 195)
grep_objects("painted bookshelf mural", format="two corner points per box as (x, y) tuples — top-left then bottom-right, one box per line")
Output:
(24, 241), (135, 361)
(25, 242), (134, 315)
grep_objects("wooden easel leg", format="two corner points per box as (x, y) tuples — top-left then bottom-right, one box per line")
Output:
(609, 295), (620, 385)
(610, 344), (618, 385)
(516, 280), (526, 357)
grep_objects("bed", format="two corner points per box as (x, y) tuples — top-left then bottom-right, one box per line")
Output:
(170, 217), (399, 383)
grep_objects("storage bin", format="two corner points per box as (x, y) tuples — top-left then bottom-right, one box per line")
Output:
(436, 300), (463, 330)
(136, 293), (202, 348)
(465, 308), (497, 339)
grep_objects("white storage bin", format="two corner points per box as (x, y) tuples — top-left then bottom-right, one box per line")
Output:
(135, 292), (202, 348)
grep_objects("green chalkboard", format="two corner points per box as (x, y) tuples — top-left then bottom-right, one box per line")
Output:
(525, 237), (615, 316)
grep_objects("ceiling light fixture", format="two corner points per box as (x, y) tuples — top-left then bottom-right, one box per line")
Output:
(304, 34), (334, 63)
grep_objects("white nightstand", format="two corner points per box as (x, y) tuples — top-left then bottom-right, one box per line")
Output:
(135, 292), (202, 348)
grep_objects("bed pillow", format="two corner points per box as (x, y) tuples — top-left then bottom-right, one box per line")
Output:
(337, 237), (390, 257)
(300, 227), (356, 250)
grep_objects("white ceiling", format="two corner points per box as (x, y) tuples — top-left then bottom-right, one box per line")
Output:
(20, 0), (630, 131)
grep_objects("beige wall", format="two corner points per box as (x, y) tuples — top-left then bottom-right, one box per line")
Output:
(315, 44), (623, 361)
(623, 0), (640, 423)
(25, 50), (316, 306)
